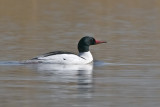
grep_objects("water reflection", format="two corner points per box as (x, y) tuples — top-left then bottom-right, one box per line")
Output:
(28, 63), (94, 100)
(0, 63), (94, 106)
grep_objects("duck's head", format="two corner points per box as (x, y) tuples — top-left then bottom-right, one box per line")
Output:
(78, 36), (106, 52)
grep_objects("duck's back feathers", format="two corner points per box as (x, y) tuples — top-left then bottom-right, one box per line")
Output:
(31, 51), (76, 60)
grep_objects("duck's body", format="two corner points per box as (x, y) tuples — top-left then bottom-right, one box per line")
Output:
(28, 51), (93, 64)
(24, 36), (106, 64)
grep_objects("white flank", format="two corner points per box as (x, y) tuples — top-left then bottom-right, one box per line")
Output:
(24, 51), (93, 64)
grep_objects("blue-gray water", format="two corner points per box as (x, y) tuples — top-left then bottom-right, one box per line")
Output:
(0, 0), (160, 107)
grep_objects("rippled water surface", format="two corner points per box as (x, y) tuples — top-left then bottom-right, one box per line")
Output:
(0, 0), (160, 107)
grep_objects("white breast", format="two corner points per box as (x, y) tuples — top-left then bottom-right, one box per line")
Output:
(78, 51), (93, 63)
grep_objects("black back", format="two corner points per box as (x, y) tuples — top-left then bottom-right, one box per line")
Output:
(31, 51), (75, 60)
(42, 51), (75, 57)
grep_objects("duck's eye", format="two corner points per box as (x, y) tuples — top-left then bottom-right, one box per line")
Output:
(90, 38), (95, 45)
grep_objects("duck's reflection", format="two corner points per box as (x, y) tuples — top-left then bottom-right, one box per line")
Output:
(34, 63), (93, 84)
(26, 63), (94, 104)
(31, 63), (93, 94)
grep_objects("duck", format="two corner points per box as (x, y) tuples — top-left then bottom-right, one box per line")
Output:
(24, 36), (106, 64)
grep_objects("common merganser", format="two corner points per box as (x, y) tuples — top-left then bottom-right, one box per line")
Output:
(24, 36), (106, 64)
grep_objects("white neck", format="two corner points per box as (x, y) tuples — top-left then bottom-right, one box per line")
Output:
(78, 51), (93, 62)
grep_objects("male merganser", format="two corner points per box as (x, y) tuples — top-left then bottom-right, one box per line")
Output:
(24, 36), (106, 64)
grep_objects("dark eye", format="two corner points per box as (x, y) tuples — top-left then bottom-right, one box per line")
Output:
(90, 38), (95, 45)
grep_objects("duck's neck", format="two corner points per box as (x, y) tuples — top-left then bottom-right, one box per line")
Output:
(78, 51), (93, 61)
(78, 44), (93, 62)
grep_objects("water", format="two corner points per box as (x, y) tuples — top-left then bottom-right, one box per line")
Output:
(0, 0), (160, 107)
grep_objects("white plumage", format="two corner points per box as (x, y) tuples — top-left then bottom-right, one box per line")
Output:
(24, 51), (93, 64)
